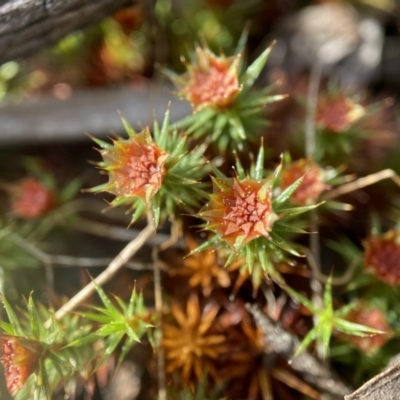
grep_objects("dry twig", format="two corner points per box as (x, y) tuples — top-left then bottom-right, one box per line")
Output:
(50, 218), (155, 324)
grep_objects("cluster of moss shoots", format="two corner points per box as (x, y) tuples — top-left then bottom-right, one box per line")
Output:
(2, 37), (400, 400)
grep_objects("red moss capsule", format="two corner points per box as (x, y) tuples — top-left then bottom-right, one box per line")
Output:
(316, 94), (364, 133)
(11, 178), (55, 219)
(1, 336), (43, 395)
(364, 230), (400, 285)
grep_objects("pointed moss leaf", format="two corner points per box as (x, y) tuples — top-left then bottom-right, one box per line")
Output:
(323, 276), (333, 311)
(210, 164), (227, 180)
(229, 115), (246, 140)
(34, 385), (41, 400)
(113, 295), (128, 314)
(170, 135), (187, 159)
(90, 306), (121, 320)
(92, 281), (120, 315)
(161, 67), (179, 82)
(283, 284), (319, 314)
(320, 322), (332, 358)
(39, 359), (51, 400)
(63, 334), (99, 349)
(324, 200), (353, 211)
(128, 288), (138, 317)
(335, 320), (386, 336)
(258, 248), (271, 274)
(218, 133), (230, 152)
(235, 26), (249, 56)
(45, 330), (62, 346)
(97, 322), (126, 336)
(234, 151), (246, 180)
(59, 177), (82, 203)
(189, 235), (221, 255)
(0, 322), (14, 335)
(272, 158), (283, 186)
(278, 203), (322, 220)
(273, 222), (308, 234)
(269, 232), (302, 257)
(130, 200), (146, 225)
(212, 113), (229, 141)
(127, 326), (141, 342)
(224, 250), (237, 267)
(28, 295), (41, 340)
(87, 134), (113, 149)
(153, 119), (161, 141)
(264, 93), (288, 105)
(254, 145), (264, 181)
(111, 196), (131, 207)
(193, 121), (213, 139)
(274, 176), (304, 206)
(186, 109), (216, 133)
(117, 336), (136, 370)
(237, 90), (275, 109)
(241, 44), (274, 89)
(335, 302), (358, 318)
(94, 332), (124, 372)
(160, 108), (171, 147)
(1, 296), (24, 336)
(293, 326), (318, 359)
(120, 116), (137, 137)
(245, 244), (255, 270)
(135, 290), (144, 311)
(48, 351), (72, 376)
(80, 311), (113, 323)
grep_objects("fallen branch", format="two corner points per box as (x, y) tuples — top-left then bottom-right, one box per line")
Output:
(0, 0), (139, 64)
(247, 304), (352, 399)
(345, 359), (400, 400)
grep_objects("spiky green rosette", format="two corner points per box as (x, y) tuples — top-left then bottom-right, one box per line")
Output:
(90, 109), (209, 226)
(74, 282), (153, 371)
(0, 296), (93, 399)
(283, 277), (386, 359)
(194, 145), (320, 282)
(167, 42), (286, 152)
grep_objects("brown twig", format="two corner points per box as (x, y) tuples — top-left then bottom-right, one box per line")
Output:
(7, 232), (154, 270)
(305, 248), (360, 285)
(305, 59), (324, 358)
(50, 219), (155, 324)
(152, 243), (166, 400)
(323, 169), (400, 200)
(247, 304), (352, 399)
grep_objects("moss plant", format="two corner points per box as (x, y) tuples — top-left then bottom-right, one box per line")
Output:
(1, 7), (400, 400)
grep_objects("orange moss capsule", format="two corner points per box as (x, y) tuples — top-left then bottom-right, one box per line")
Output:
(100, 127), (170, 204)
